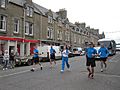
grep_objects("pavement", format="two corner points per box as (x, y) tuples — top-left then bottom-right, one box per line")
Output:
(0, 52), (120, 90)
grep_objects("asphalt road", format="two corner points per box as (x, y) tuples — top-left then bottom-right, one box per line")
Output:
(0, 52), (120, 90)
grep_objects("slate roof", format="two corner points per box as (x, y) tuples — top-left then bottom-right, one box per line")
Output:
(9, 0), (25, 6)
(9, 0), (58, 20)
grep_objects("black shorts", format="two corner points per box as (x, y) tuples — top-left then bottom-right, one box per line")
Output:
(33, 57), (39, 64)
(100, 57), (107, 61)
(50, 54), (55, 60)
(86, 58), (96, 67)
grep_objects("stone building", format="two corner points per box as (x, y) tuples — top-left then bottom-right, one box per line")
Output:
(0, 0), (101, 56)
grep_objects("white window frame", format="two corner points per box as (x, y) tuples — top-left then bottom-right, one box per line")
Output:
(74, 34), (77, 43)
(60, 31), (62, 40)
(25, 22), (33, 36)
(25, 22), (29, 35)
(0, 0), (6, 8)
(0, 15), (6, 31)
(47, 27), (53, 39)
(26, 6), (33, 17)
(67, 32), (70, 41)
(48, 16), (53, 23)
(47, 27), (50, 38)
(79, 37), (81, 44)
(51, 28), (53, 39)
(14, 18), (19, 33)
(29, 23), (33, 36)
(57, 30), (60, 40)
(66, 24), (69, 29)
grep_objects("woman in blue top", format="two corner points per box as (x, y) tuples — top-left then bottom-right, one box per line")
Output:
(98, 43), (109, 72)
(86, 42), (97, 79)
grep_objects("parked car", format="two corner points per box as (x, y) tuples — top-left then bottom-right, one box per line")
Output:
(72, 47), (85, 56)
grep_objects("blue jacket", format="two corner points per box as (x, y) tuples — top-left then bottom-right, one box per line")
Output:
(98, 47), (109, 58)
(86, 47), (97, 58)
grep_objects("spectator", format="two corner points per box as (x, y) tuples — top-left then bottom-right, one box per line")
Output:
(9, 50), (15, 69)
(3, 50), (9, 70)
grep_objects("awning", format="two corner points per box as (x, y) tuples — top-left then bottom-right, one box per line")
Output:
(0, 36), (40, 43)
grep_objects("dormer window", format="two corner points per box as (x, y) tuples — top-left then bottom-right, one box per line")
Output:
(66, 24), (69, 29)
(26, 6), (33, 17)
(76, 28), (79, 32)
(0, 0), (6, 8)
(48, 16), (53, 23)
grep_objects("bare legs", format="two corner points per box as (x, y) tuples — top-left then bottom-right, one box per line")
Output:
(87, 66), (94, 79)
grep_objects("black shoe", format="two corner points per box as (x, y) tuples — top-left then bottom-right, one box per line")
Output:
(31, 69), (34, 72)
(41, 66), (43, 70)
(91, 74), (94, 79)
(88, 73), (92, 78)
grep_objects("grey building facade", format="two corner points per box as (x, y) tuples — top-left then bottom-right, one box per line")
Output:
(0, 0), (101, 56)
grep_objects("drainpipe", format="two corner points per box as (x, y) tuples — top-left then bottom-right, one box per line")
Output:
(40, 15), (42, 45)
(20, 3), (26, 57)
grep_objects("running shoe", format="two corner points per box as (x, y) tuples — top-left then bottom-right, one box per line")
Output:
(31, 68), (35, 72)
(60, 70), (64, 73)
(101, 69), (103, 72)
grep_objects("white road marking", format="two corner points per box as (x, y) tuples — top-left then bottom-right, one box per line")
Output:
(96, 73), (120, 78)
(0, 70), (30, 78)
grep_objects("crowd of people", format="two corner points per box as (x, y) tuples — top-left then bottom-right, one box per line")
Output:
(1, 50), (15, 70)
(0, 43), (109, 79)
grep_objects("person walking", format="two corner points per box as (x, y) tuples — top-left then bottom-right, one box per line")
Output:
(31, 46), (42, 71)
(9, 50), (15, 69)
(98, 43), (109, 72)
(50, 45), (56, 67)
(3, 50), (9, 70)
(61, 45), (70, 73)
(86, 43), (97, 79)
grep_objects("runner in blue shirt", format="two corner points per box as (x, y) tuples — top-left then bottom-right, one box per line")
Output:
(50, 45), (56, 67)
(98, 43), (109, 72)
(31, 45), (42, 71)
(86, 42), (97, 79)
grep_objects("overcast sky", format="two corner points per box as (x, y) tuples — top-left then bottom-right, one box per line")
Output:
(33, 0), (120, 43)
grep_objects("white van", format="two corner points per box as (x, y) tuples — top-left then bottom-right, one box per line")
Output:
(38, 45), (62, 61)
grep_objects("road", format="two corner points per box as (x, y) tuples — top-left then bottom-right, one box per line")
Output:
(0, 52), (120, 90)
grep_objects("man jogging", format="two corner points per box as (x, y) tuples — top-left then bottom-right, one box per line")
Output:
(86, 42), (97, 79)
(31, 46), (42, 71)
(98, 43), (109, 72)
(50, 45), (56, 67)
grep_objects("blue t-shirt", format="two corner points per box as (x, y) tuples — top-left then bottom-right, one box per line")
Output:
(86, 47), (97, 58)
(50, 48), (56, 55)
(33, 49), (39, 58)
(98, 47), (109, 58)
